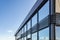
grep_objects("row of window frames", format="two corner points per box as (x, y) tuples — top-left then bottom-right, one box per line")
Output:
(18, 27), (49, 40)
(16, 13), (48, 38)
(16, 1), (49, 37)
(17, 12), (49, 37)
(19, 26), (60, 40)
(17, 14), (37, 36)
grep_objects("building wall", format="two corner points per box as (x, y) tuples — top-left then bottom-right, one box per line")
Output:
(15, 0), (60, 40)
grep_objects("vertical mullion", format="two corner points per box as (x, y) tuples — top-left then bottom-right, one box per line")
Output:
(37, 12), (39, 40)
(26, 24), (28, 39)
(31, 19), (32, 40)
(49, 0), (56, 40)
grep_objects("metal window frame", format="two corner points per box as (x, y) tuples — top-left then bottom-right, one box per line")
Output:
(49, 0), (56, 40)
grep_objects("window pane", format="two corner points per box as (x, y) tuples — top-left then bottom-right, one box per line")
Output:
(25, 37), (26, 40)
(23, 25), (26, 33)
(32, 32), (37, 40)
(27, 34), (31, 38)
(16, 31), (21, 39)
(23, 37), (26, 40)
(27, 21), (31, 30)
(56, 26), (60, 40)
(39, 1), (49, 21)
(22, 38), (23, 40)
(32, 14), (37, 27)
(39, 28), (49, 40)
(22, 28), (23, 34)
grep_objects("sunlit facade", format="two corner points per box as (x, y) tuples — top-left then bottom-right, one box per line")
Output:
(15, 0), (60, 40)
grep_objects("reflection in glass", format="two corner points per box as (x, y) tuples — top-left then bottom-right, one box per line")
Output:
(19, 38), (22, 40)
(23, 37), (26, 40)
(24, 25), (26, 33)
(32, 32), (37, 40)
(39, 28), (49, 40)
(27, 21), (31, 30)
(56, 26), (60, 40)
(32, 14), (37, 27)
(39, 1), (49, 22)
(27, 34), (31, 38)
(22, 38), (23, 40)
(22, 28), (23, 34)
(17, 31), (21, 38)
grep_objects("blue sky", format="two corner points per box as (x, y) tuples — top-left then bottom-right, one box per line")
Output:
(0, 0), (37, 40)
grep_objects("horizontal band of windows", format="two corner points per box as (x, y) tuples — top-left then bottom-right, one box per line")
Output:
(19, 15), (49, 38)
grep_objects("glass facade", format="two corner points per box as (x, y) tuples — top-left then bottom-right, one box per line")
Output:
(32, 32), (37, 40)
(23, 37), (26, 40)
(24, 25), (26, 33)
(27, 21), (31, 30)
(15, 1), (50, 40)
(22, 28), (23, 34)
(15, 0), (60, 40)
(39, 28), (49, 40)
(32, 13), (37, 27)
(27, 34), (31, 39)
(39, 1), (49, 22)
(56, 26), (60, 40)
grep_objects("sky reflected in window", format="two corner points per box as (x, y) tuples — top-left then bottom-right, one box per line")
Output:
(56, 26), (60, 40)
(39, 28), (49, 40)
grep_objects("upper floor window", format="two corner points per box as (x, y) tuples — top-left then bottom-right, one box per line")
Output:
(27, 21), (31, 30)
(23, 25), (26, 33)
(27, 34), (31, 39)
(32, 13), (37, 27)
(39, 27), (49, 40)
(39, 1), (49, 22)
(22, 28), (23, 34)
(32, 32), (37, 40)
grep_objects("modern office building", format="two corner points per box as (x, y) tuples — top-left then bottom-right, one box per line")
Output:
(15, 0), (60, 40)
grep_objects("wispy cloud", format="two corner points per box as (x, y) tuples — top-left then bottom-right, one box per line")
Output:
(8, 30), (13, 33)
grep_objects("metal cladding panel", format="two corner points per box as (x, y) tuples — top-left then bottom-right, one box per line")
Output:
(39, 15), (49, 30)
(56, 0), (60, 13)
(56, 13), (60, 26)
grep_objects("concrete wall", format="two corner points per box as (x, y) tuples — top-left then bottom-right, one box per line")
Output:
(56, 0), (60, 13)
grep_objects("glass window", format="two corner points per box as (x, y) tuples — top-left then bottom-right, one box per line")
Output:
(20, 30), (22, 35)
(19, 39), (22, 40)
(22, 38), (23, 40)
(56, 26), (60, 40)
(39, 28), (49, 40)
(22, 37), (26, 40)
(22, 28), (23, 34)
(39, 1), (49, 22)
(27, 21), (31, 30)
(23, 25), (26, 33)
(32, 14), (37, 27)
(25, 37), (26, 40)
(27, 34), (31, 38)
(17, 31), (21, 38)
(16, 31), (21, 39)
(32, 32), (37, 40)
